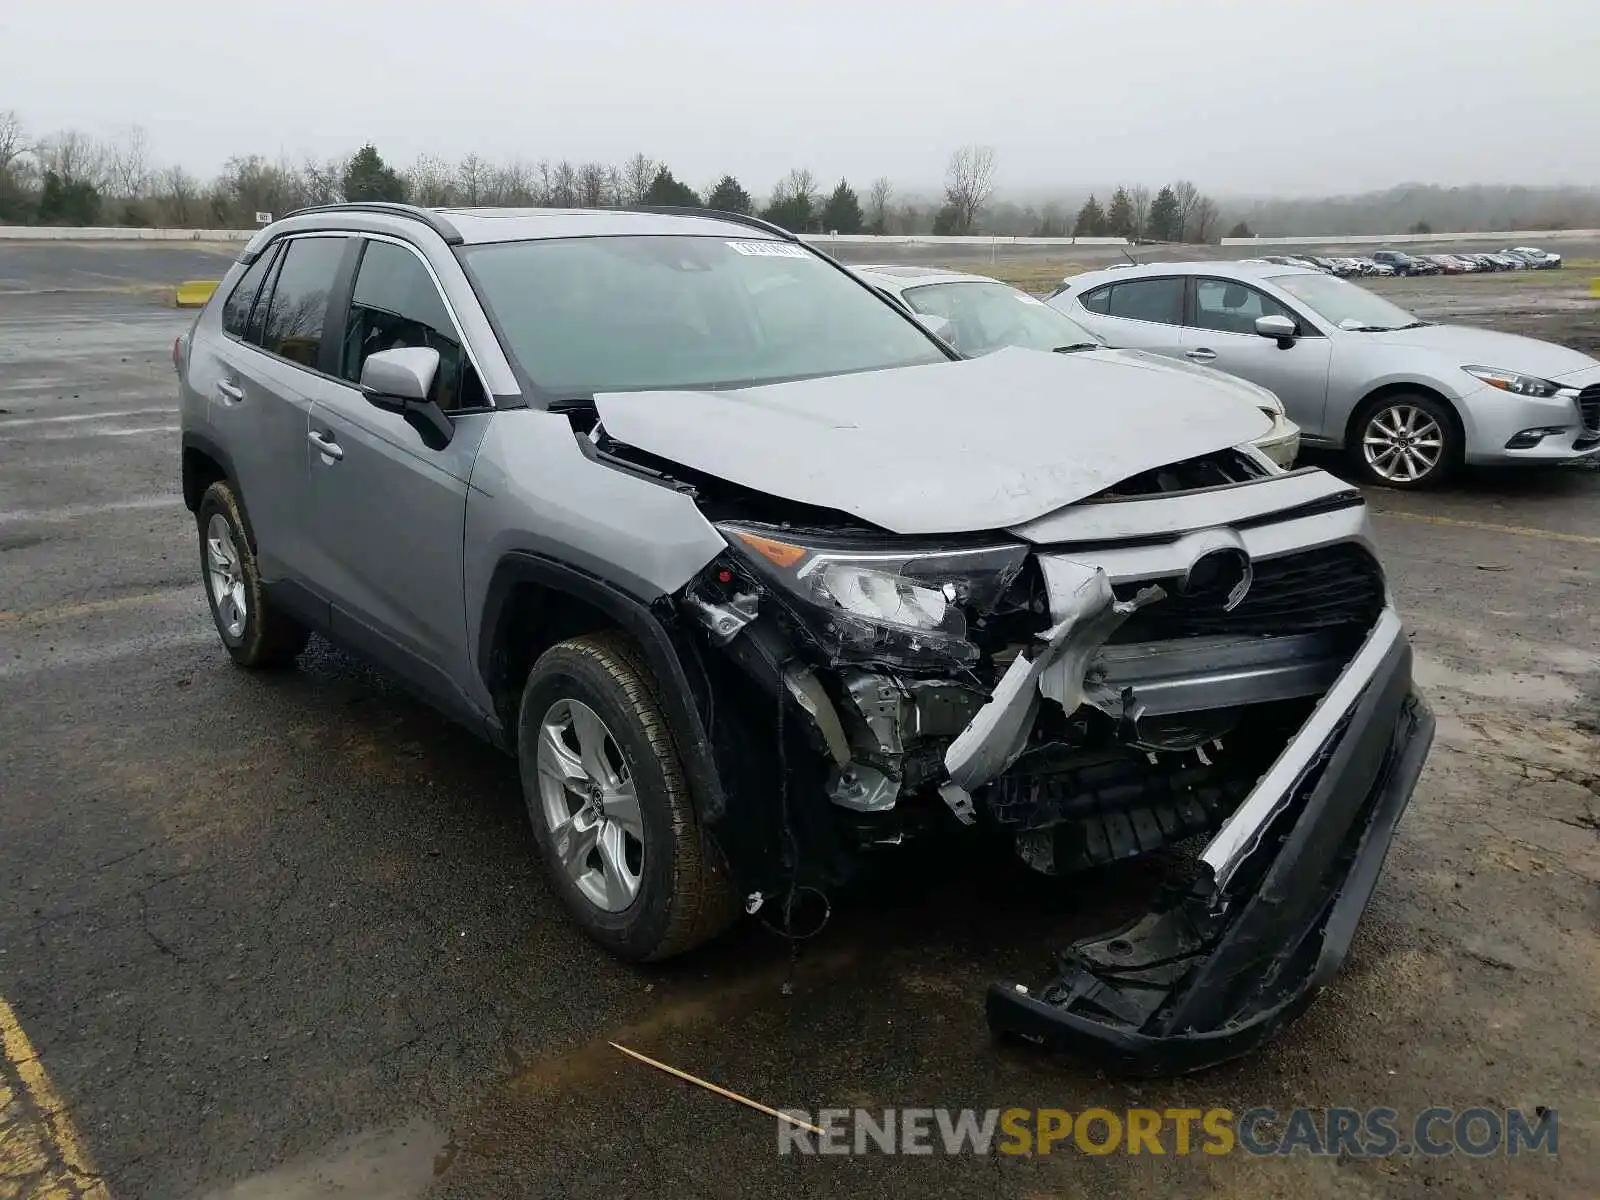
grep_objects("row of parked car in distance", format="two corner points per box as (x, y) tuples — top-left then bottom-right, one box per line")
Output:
(1246, 247), (1563, 277)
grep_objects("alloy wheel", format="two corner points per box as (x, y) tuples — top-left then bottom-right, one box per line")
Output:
(534, 698), (644, 913)
(1362, 404), (1445, 484)
(205, 513), (248, 638)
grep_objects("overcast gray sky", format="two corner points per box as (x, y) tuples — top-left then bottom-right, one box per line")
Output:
(5, 0), (1597, 196)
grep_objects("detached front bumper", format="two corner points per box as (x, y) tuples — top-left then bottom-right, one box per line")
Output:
(986, 608), (1434, 1075)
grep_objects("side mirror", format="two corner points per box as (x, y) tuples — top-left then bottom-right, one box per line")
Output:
(359, 346), (453, 446)
(914, 312), (956, 345)
(1255, 314), (1297, 346)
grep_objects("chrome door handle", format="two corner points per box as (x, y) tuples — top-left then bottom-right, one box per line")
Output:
(308, 430), (343, 461)
(216, 380), (245, 403)
(1185, 348), (1217, 362)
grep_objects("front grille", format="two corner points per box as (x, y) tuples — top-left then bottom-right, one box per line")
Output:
(1111, 542), (1385, 641)
(1580, 384), (1600, 434)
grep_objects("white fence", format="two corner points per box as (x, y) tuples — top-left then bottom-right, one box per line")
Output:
(1220, 229), (1600, 247)
(0, 226), (253, 241)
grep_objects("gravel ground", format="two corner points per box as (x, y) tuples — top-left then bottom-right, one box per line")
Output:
(0, 243), (1595, 1199)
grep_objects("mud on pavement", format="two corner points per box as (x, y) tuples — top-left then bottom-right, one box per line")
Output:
(0, 252), (1596, 1198)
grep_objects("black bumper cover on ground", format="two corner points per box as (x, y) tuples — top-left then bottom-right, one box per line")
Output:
(986, 635), (1434, 1076)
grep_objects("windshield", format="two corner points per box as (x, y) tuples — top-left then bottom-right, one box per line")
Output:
(900, 280), (1102, 355)
(1270, 273), (1422, 331)
(461, 236), (947, 395)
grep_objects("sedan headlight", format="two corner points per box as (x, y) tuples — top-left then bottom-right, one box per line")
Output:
(716, 523), (1029, 667)
(1463, 365), (1564, 398)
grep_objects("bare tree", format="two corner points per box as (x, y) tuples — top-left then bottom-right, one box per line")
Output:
(105, 126), (151, 198)
(455, 153), (488, 205)
(618, 153), (658, 205)
(407, 155), (455, 206)
(1189, 195), (1220, 244)
(773, 167), (819, 209)
(1171, 180), (1201, 242)
(549, 160), (578, 207)
(155, 164), (198, 225)
(37, 129), (107, 187)
(300, 157), (345, 206)
(942, 145), (996, 234)
(575, 161), (610, 207)
(866, 176), (893, 232)
(488, 160), (535, 206)
(0, 110), (27, 176)
(1129, 185), (1150, 241)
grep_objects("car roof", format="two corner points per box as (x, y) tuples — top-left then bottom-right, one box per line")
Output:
(241, 202), (794, 258)
(1055, 259), (1316, 292)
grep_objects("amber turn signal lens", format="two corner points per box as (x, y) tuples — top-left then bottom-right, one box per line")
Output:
(735, 531), (806, 569)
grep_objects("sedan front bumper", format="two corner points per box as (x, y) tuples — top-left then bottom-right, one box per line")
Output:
(986, 608), (1434, 1075)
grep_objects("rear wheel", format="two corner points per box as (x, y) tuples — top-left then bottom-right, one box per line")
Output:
(517, 631), (735, 961)
(196, 481), (310, 667)
(1349, 393), (1459, 489)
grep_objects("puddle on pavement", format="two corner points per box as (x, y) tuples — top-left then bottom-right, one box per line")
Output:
(196, 1115), (451, 1200)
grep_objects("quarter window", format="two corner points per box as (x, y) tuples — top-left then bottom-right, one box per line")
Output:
(257, 236), (348, 369)
(341, 241), (486, 412)
(220, 245), (279, 339)
(1102, 278), (1184, 325)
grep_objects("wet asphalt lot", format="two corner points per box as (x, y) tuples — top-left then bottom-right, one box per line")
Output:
(0, 247), (1597, 1198)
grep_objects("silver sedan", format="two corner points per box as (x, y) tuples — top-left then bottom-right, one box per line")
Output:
(1049, 261), (1600, 487)
(855, 265), (1302, 468)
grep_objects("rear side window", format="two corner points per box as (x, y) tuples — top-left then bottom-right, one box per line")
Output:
(220, 246), (279, 338)
(340, 240), (486, 412)
(258, 236), (348, 369)
(1103, 278), (1184, 325)
(1080, 286), (1111, 314)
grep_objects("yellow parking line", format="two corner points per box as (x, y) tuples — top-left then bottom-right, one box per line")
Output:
(0, 997), (109, 1198)
(1372, 509), (1600, 546)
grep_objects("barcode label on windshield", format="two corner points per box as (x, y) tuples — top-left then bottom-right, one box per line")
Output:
(727, 240), (809, 258)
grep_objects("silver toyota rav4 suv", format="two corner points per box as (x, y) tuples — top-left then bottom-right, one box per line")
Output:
(177, 203), (1433, 1074)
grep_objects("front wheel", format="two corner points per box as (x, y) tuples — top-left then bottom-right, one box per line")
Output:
(1349, 393), (1459, 489)
(516, 632), (735, 961)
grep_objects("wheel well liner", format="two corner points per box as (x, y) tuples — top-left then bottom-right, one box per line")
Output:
(181, 432), (234, 513)
(477, 552), (728, 824)
(1345, 382), (1464, 452)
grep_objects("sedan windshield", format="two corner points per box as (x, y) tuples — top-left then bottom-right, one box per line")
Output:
(1270, 273), (1424, 332)
(900, 280), (1103, 355)
(461, 235), (947, 395)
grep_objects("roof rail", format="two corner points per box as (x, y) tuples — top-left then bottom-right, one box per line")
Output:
(625, 205), (798, 242)
(281, 202), (463, 245)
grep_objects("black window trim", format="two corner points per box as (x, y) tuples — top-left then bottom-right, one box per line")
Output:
(222, 231), (360, 385)
(341, 233), (496, 415)
(1185, 276), (1326, 339)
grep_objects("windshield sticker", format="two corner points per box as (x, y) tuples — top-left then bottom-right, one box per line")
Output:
(727, 240), (810, 258)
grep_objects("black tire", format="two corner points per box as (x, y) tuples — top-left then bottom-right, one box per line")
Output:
(516, 631), (735, 961)
(196, 480), (310, 668)
(1347, 392), (1461, 490)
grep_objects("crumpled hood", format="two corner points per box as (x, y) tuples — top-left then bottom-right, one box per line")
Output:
(1364, 323), (1600, 380)
(594, 347), (1271, 535)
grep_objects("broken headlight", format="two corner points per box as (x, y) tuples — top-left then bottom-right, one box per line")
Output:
(716, 523), (1028, 668)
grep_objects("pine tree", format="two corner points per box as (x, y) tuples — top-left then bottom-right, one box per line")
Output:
(705, 175), (753, 214)
(342, 144), (406, 203)
(1147, 186), (1180, 241)
(1105, 187), (1134, 238)
(1073, 194), (1108, 236)
(821, 178), (864, 234)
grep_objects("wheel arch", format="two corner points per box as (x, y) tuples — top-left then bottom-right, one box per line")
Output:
(476, 552), (728, 825)
(1345, 381), (1467, 454)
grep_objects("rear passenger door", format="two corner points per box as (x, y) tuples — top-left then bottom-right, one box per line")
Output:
(1076, 277), (1186, 356)
(209, 233), (354, 601)
(302, 236), (494, 722)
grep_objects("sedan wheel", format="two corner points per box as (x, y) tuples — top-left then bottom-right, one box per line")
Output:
(1353, 395), (1458, 488)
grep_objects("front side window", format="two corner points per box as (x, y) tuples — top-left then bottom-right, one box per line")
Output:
(901, 280), (1102, 355)
(1270, 273), (1423, 332)
(1103, 277), (1185, 325)
(342, 241), (486, 411)
(461, 236), (947, 395)
(258, 236), (348, 369)
(1191, 278), (1297, 335)
(221, 246), (279, 339)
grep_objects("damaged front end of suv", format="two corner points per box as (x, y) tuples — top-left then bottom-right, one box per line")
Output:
(612, 415), (1433, 1076)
